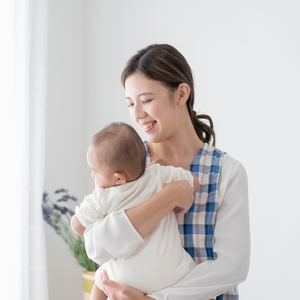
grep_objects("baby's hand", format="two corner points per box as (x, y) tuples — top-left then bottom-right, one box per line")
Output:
(149, 158), (167, 166)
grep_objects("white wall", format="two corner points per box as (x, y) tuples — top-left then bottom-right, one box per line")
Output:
(45, 0), (300, 299)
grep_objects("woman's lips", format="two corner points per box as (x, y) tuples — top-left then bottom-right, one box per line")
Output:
(141, 121), (156, 131)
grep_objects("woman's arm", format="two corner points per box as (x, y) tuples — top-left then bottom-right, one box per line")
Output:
(84, 180), (195, 264)
(126, 179), (195, 238)
(147, 156), (250, 300)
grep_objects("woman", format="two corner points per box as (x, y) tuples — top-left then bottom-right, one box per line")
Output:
(84, 44), (250, 300)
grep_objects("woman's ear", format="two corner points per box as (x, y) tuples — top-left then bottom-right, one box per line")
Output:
(114, 172), (127, 185)
(176, 83), (190, 106)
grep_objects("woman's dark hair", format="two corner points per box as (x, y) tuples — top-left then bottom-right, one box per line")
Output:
(121, 44), (216, 146)
(92, 122), (146, 180)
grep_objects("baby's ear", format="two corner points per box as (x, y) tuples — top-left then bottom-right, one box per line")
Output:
(114, 172), (127, 185)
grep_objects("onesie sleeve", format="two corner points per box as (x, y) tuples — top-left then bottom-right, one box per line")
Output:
(84, 210), (144, 265)
(148, 156), (251, 300)
(156, 164), (194, 188)
(75, 188), (107, 228)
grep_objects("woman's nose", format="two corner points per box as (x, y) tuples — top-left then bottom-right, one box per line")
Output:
(132, 103), (147, 120)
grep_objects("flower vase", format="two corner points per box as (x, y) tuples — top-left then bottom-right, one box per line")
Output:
(82, 270), (95, 300)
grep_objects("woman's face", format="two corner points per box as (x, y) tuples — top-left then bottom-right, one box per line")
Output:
(125, 72), (181, 143)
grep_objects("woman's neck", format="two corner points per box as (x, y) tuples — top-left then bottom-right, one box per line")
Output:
(147, 130), (204, 169)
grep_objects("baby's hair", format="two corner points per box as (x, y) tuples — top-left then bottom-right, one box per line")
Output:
(92, 122), (146, 181)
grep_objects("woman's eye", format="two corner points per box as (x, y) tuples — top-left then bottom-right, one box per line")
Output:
(142, 99), (152, 103)
(127, 103), (133, 108)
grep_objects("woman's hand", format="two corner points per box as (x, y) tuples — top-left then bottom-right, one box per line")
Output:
(100, 269), (154, 300)
(162, 180), (195, 215)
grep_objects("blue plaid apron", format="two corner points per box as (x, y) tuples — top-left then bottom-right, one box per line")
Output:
(144, 142), (238, 299)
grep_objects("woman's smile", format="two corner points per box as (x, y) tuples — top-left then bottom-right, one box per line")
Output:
(141, 121), (157, 132)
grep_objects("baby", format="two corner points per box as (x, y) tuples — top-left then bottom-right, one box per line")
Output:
(71, 122), (200, 299)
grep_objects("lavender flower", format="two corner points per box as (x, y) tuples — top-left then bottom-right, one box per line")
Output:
(53, 203), (69, 214)
(41, 188), (99, 271)
(58, 194), (78, 203)
(42, 203), (53, 218)
(54, 188), (68, 193)
(42, 192), (48, 203)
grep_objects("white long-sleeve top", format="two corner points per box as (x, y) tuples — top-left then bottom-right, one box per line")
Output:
(84, 154), (250, 300)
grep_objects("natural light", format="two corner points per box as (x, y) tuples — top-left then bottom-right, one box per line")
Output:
(0, 1), (48, 299)
(0, 1), (19, 297)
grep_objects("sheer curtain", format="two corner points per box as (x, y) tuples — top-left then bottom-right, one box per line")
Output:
(0, 0), (48, 299)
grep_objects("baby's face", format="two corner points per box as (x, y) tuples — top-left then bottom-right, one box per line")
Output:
(87, 145), (116, 189)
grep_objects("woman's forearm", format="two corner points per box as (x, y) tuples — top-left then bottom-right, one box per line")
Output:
(125, 180), (194, 238)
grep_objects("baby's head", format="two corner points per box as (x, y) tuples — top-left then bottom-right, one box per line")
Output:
(87, 122), (146, 188)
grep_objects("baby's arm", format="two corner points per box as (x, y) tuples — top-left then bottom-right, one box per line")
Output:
(71, 214), (86, 236)
(150, 159), (200, 193)
(72, 189), (107, 236)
